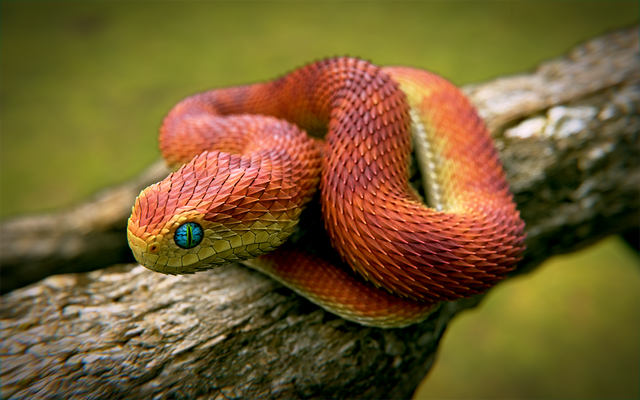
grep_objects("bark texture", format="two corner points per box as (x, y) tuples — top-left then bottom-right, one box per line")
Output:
(1, 26), (638, 400)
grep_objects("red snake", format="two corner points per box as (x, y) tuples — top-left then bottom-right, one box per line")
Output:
(127, 58), (526, 328)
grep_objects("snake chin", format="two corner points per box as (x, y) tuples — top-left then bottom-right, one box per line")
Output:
(127, 210), (297, 275)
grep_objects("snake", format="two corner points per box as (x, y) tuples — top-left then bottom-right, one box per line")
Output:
(127, 57), (526, 328)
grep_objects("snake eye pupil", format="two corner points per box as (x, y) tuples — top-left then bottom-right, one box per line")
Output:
(175, 222), (204, 249)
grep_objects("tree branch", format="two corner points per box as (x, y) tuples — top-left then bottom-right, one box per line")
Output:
(1, 26), (638, 400)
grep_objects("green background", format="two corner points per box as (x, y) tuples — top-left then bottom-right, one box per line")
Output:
(1, 1), (638, 398)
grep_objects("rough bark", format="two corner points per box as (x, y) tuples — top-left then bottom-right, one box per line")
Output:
(0, 161), (172, 294)
(1, 26), (638, 400)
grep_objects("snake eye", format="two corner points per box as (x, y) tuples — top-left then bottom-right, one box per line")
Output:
(174, 222), (204, 249)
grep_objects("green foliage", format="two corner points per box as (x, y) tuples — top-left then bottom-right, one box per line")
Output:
(1, 1), (637, 217)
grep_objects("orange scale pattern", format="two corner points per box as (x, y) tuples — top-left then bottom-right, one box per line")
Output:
(127, 57), (526, 327)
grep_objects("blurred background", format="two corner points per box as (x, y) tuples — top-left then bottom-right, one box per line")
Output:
(1, 1), (638, 398)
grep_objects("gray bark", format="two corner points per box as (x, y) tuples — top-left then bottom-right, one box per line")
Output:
(0, 161), (172, 294)
(1, 26), (638, 400)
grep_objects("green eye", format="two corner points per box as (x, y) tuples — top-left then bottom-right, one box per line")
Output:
(174, 222), (204, 248)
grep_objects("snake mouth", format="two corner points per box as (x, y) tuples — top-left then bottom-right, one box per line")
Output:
(128, 240), (224, 275)
(136, 255), (222, 275)
(128, 240), (227, 275)
(127, 225), (284, 275)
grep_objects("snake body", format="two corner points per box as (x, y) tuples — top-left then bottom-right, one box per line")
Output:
(127, 58), (526, 328)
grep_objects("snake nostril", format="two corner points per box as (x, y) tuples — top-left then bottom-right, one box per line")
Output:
(149, 244), (159, 253)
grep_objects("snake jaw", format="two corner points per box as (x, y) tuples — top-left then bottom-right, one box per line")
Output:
(127, 221), (293, 275)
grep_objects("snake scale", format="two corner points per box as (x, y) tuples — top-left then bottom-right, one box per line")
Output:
(127, 58), (526, 328)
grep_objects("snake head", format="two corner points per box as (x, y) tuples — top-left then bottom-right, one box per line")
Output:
(127, 150), (303, 275)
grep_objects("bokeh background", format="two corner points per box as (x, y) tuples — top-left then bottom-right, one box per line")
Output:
(1, 1), (638, 398)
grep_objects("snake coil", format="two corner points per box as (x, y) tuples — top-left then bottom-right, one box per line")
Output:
(127, 58), (526, 328)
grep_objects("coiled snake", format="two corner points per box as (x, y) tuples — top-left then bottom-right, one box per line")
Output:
(127, 58), (526, 328)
